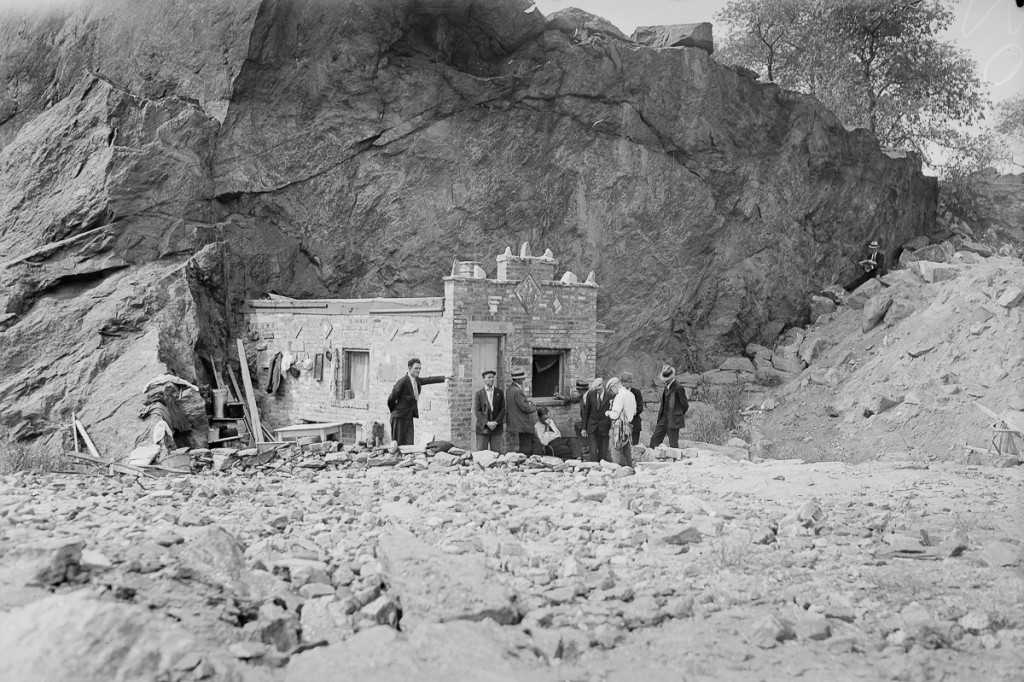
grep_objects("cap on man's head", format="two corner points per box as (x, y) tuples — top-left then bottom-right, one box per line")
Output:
(657, 365), (676, 384)
(590, 378), (604, 390)
(481, 369), (497, 378)
(621, 371), (634, 383)
(575, 378), (590, 390)
(606, 377), (621, 392)
(869, 239), (880, 249)
(511, 368), (527, 380)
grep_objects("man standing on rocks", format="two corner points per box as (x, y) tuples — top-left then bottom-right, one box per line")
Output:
(582, 377), (611, 462)
(604, 377), (637, 466)
(621, 372), (644, 446)
(386, 358), (447, 446)
(650, 366), (688, 449)
(473, 369), (505, 453)
(506, 368), (539, 454)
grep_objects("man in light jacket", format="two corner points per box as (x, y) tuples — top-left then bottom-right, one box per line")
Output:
(605, 377), (637, 466)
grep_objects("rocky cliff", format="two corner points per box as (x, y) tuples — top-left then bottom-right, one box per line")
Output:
(0, 0), (936, 456)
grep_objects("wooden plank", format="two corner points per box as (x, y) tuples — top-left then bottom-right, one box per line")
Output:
(227, 367), (255, 446)
(2, 223), (115, 269)
(69, 451), (112, 466)
(205, 354), (226, 391)
(71, 412), (80, 453)
(236, 338), (263, 444)
(74, 420), (103, 460)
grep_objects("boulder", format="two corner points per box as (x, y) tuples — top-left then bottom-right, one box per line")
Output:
(0, 536), (84, 587)
(285, 622), (552, 682)
(799, 336), (827, 364)
(911, 261), (960, 283)
(899, 241), (954, 265)
(546, 7), (628, 41)
(0, 594), (196, 682)
(844, 279), (884, 310)
(772, 354), (806, 375)
(809, 295), (837, 322)
(996, 286), (1024, 309)
(376, 524), (519, 629)
(862, 296), (893, 332)
(720, 356), (755, 373)
(630, 23), (714, 54)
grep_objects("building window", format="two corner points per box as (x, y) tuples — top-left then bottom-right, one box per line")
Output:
(343, 350), (369, 399)
(532, 349), (565, 398)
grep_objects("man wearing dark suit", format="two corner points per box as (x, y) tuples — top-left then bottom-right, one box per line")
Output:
(621, 372), (644, 446)
(650, 365), (689, 448)
(473, 369), (506, 453)
(386, 357), (447, 446)
(581, 377), (612, 462)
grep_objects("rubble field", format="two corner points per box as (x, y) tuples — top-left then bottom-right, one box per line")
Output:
(1, 449), (1022, 681)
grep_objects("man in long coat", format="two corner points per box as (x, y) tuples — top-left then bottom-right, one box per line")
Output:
(386, 357), (447, 446)
(650, 365), (689, 448)
(505, 368), (538, 454)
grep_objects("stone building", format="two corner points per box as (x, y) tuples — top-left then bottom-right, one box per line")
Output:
(242, 246), (599, 449)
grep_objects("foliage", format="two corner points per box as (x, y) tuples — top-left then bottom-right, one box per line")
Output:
(993, 94), (1024, 171)
(688, 383), (748, 444)
(715, 0), (989, 162)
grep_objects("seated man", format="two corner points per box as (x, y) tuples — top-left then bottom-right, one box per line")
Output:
(845, 238), (890, 291)
(535, 407), (574, 459)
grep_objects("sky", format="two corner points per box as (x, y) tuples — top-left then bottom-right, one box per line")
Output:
(534, 0), (1024, 105)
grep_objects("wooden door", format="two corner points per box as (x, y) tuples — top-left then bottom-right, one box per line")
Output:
(471, 335), (501, 433)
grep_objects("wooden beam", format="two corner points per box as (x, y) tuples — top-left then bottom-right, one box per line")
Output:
(227, 367), (255, 445)
(236, 339), (264, 444)
(74, 419), (102, 460)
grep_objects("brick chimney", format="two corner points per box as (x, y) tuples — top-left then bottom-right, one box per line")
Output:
(496, 242), (558, 282)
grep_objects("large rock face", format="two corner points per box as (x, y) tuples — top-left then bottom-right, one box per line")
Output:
(0, 0), (936, 456)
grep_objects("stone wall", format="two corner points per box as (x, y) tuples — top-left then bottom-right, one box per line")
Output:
(245, 307), (452, 443)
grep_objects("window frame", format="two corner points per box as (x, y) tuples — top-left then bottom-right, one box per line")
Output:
(531, 348), (567, 398)
(342, 349), (370, 400)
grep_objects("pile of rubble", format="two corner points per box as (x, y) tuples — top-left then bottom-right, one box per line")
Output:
(2, 447), (1022, 680)
(177, 434), (763, 478)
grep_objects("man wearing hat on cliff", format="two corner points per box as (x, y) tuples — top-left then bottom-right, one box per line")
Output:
(620, 372), (644, 446)
(506, 368), (539, 454)
(386, 357), (448, 446)
(650, 365), (689, 449)
(473, 369), (506, 453)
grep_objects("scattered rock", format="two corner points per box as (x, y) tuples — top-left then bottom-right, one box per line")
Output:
(980, 541), (1021, 567)
(749, 615), (796, 648)
(376, 525), (519, 629)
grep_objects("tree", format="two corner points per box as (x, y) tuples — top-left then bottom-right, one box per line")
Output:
(993, 94), (1024, 170)
(714, 0), (989, 163)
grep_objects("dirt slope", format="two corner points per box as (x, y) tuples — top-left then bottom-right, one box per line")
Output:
(748, 252), (1024, 465)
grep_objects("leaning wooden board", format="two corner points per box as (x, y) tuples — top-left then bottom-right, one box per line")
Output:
(235, 339), (264, 444)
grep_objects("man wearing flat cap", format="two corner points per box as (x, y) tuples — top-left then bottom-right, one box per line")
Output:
(506, 368), (539, 454)
(651, 365), (688, 449)
(473, 369), (506, 453)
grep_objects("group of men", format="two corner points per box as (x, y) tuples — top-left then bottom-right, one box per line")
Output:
(385, 357), (689, 463)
